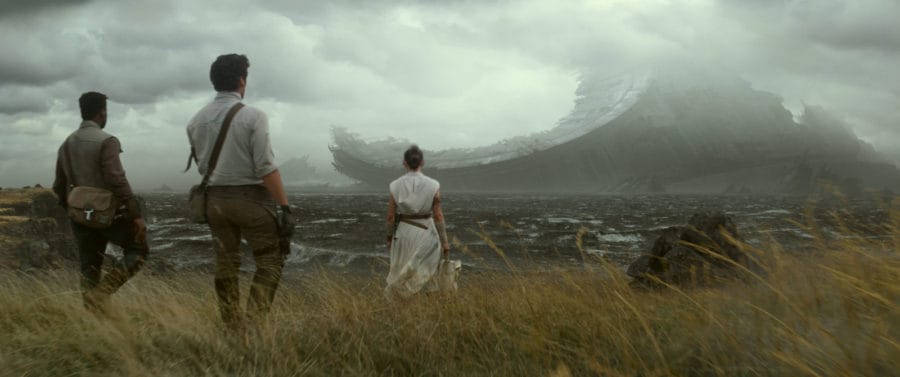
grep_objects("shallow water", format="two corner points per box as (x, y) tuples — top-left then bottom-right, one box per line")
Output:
(136, 192), (894, 274)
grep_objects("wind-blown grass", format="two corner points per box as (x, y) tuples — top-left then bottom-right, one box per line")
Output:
(0, 237), (897, 376)
(0, 192), (898, 376)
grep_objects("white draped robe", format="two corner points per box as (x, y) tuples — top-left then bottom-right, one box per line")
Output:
(385, 172), (442, 298)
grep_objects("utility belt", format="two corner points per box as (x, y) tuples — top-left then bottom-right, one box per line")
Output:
(206, 184), (274, 203)
(397, 213), (432, 230)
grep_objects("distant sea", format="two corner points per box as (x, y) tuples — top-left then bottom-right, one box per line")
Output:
(130, 192), (894, 275)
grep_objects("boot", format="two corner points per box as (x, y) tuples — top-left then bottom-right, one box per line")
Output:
(83, 289), (109, 315)
(93, 267), (130, 296)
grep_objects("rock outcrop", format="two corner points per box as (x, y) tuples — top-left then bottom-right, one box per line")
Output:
(627, 211), (760, 288)
(0, 189), (76, 270)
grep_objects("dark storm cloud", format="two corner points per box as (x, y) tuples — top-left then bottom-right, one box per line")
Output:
(2, 0), (900, 188)
(706, 0), (900, 146)
(0, 57), (80, 86)
(721, 0), (900, 52)
(261, 0), (411, 21)
(0, 24), (90, 86)
(0, 1), (222, 112)
(0, 0), (91, 19)
(0, 86), (54, 115)
(230, 0), (900, 162)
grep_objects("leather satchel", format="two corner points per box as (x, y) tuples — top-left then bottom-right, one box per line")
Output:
(67, 186), (118, 229)
(187, 184), (209, 223)
(62, 139), (119, 229)
(187, 103), (244, 224)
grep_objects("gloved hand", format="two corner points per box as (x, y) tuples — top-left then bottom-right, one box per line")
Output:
(133, 217), (147, 245)
(276, 205), (296, 238)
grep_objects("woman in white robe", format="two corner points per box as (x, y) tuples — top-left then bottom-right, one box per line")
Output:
(384, 145), (450, 298)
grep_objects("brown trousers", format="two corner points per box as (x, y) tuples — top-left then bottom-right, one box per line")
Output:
(206, 185), (284, 330)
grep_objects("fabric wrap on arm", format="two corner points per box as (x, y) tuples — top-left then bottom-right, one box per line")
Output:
(386, 222), (396, 241)
(432, 190), (448, 249)
(435, 221), (449, 248)
(386, 194), (398, 241)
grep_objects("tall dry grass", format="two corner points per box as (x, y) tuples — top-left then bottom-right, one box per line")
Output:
(0, 196), (898, 376)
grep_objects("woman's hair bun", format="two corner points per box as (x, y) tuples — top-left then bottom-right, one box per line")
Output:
(404, 145), (424, 169)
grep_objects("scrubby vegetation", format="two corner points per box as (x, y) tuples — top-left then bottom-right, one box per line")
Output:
(1, 235), (897, 376)
(0, 188), (897, 376)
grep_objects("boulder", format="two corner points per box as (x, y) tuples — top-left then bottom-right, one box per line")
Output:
(680, 212), (742, 261)
(17, 240), (59, 270)
(650, 226), (682, 257)
(628, 211), (759, 289)
(625, 226), (680, 280)
(661, 245), (714, 285)
(0, 189), (76, 270)
(31, 191), (67, 224)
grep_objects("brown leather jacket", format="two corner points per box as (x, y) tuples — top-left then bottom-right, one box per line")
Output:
(52, 121), (142, 220)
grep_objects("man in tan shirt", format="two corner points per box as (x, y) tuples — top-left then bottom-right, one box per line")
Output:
(186, 54), (295, 332)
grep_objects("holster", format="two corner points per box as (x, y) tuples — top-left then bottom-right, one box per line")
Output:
(279, 236), (291, 257)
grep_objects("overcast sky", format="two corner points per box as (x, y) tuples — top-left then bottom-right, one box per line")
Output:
(1, 0), (898, 189)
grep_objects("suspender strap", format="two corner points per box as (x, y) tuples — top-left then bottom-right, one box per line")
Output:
(199, 103), (244, 187)
(62, 137), (77, 188)
(183, 147), (196, 173)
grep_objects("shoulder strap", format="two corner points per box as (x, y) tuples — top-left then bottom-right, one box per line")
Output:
(62, 136), (77, 187)
(183, 147), (196, 173)
(200, 103), (245, 187)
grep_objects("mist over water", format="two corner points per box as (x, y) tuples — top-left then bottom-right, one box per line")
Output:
(136, 192), (894, 275)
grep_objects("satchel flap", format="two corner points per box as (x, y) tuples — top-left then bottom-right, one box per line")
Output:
(67, 186), (115, 210)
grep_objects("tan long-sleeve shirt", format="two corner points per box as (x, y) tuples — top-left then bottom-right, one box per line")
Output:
(185, 92), (278, 186)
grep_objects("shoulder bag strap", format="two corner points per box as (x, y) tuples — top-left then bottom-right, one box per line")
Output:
(183, 147), (196, 173)
(62, 136), (77, 188)
(200, 102), (245, 187)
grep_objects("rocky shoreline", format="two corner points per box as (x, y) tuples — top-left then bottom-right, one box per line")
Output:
(0, 189), (759, 288)
(4, 188), (893, 288)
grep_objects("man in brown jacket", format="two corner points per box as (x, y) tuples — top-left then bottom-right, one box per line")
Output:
(52, 91), (148, 313)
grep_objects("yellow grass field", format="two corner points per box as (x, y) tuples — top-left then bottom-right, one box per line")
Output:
(0, 236), (897, 376)
(0, 189), (897, 376)
(0, 187), (48, 207)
